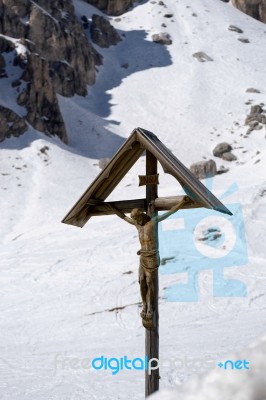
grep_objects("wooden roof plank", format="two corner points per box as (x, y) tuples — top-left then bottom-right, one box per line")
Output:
(62, 127), (232, 228)
(136, 128), (232, 216)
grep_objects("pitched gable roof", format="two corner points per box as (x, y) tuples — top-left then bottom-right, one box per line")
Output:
(62, 127), (232, 227)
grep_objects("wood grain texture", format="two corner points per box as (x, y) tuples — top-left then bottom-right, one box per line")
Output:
(145, 150), (159, 397)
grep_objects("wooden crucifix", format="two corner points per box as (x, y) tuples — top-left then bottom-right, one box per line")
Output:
(62, 128), (232, 398)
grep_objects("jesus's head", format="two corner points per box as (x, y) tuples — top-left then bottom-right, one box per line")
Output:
(131, 208), (151, 225)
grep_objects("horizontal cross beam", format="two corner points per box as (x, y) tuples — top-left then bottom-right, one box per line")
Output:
(87, 196), (202, 216)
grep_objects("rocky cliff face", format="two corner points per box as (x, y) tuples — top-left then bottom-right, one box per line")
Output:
(85, 0), (136, 16)
(0, 0), (104, 143)
(231, 0), (266, 23)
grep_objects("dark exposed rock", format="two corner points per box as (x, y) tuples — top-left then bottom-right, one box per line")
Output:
(0, 105), (27, 142)
(90, 14), (121, 48)
(213, 142), (232, 157)
(246, 88), (261, 93)
(152, 32), (172, 45)
(0, 0), (104, 143)
(0, 54), (5, 68)
(257, 114), (266, 124)
(193, 52), (213, 62)
(121, 62), (129, 68)
(85, 0), (137, 16)
(217, 166), (229, 174)
(0, 35), (15, 52)
(251, 105), (263, 114)
(21, 53), (67, 143)
(27, 1), (102, 96)
(0, 69), (7, 78)
(231, 0), (266, 23)
(17, 89), (27, 106)
(221, 152), (237, 161)
(81, 15), (89, 22)
(190, 159), (217, 179)
(49, 61), (76, 97)
(246, 121), (259, 132)
(245, 114), (259, 125)
(13, 53), (27, 69)
(1, 0), (30, 18)
(238, 37), (250, 43)
(245, 103), (266, 134)
(0, 0), (28, 38)
(228, 25), (243, 33)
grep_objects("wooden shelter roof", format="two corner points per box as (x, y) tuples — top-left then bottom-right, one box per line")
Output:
(62, 128), (232, 227)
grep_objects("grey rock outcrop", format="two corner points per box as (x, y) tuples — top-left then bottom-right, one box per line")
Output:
(246, 88), (261, 93)
(221, 152), (237, 161)
(85, 0), (137, 16)
(0, 0), (28, 37)
(192, 52), (213, 62)
(213, 142), (232, 157)
(27, 1), (102, 96)
(0, 54), (5, 68)
(0, 105), (27, 141)
(90, 14), (121, 48)
(213, 142), (237, 161)
(0, 0), (102, 142)
(152, 32), (172, 45)
(0, 52), (6, 77)
(231, 0), (266, 23)
(190, 159), (217, 179)
(21, 53), (68, 143)
(245, 104), (266, 135)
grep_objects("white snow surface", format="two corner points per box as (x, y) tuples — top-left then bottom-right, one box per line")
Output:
(151, 333), (266, 400)
(1, 0), (266, 399)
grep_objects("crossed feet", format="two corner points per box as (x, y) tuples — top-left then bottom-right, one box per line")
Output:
(140, 308), (153, 320)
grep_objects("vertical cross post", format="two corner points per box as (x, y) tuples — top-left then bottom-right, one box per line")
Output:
(145, 150), (159, 397)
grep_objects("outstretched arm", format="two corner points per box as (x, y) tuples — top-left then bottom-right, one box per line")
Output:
(153, 196), (191, 223)
(106, 204), (136, 226)
(88, 200), (136, 225)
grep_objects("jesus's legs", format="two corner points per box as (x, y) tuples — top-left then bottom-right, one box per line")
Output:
(146, 273), (154, 320)
(139, 266), (147, 318)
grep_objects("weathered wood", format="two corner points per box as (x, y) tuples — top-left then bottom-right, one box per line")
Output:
(154, 195), (201, 210)
(87, 199), (146, 215)
(85, 196), (201, 216)
(139, 174), (159, 186)
(145, 150), (159, 397)
(94, 142), (143, 199)
(62, 128), (232, 228)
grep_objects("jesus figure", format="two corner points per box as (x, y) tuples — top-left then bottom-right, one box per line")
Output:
(108, 196), (189, 325)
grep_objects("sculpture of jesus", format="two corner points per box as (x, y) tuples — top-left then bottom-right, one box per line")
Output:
(108, 196), (189, 325)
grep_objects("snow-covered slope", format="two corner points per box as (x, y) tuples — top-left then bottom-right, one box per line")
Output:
(151, 332), (266, 400)
(1, 0), (266, 399)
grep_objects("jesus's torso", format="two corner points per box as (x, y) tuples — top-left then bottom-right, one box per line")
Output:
(137, 221), (156, 251)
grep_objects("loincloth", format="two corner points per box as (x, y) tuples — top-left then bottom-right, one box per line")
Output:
(138, 249), (160, 275)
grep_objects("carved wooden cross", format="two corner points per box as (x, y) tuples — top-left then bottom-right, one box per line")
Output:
(62, 128), (231, 397)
